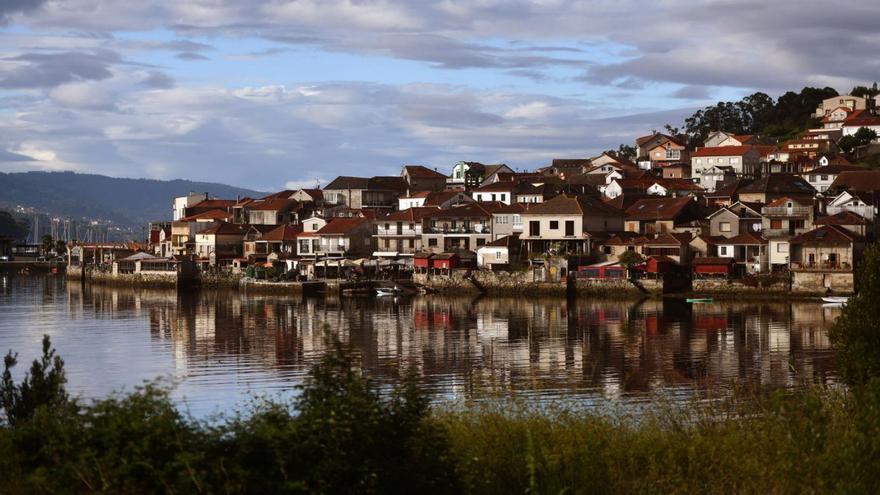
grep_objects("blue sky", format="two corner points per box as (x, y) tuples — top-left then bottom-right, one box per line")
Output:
(1, 1), (877, 191)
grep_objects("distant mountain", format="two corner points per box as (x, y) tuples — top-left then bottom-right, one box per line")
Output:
(0, 171), (264, 227)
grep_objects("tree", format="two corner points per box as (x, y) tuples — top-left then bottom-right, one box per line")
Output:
(612, 144), (636, 161)
(851, 82), (879, 99)
(839, 127), (878, 155)
(55, 239), (67, 257)
(41, 234), (54, 256)
(1, 335), (71, 426)
(617, 251), (644, 272)
(0, 211), (29, 240)
(829, 243), (880, 385)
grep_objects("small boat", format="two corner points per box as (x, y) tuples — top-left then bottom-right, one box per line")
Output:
(375, 287), (402, 296)
(686, 298), (714, 303)
(821, 296), (849, 304)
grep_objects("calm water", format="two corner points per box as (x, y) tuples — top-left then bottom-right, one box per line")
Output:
(0, 275), (841, 416)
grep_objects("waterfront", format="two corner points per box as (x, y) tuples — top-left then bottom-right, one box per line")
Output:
(0, 275), (841, 417)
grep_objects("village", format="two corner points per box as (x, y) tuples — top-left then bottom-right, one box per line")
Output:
(64, 93), (880, 296)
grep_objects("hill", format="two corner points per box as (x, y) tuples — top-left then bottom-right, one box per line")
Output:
(0, 171), (264, 228)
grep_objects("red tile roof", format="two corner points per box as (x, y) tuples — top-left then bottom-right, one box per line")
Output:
(828, 171), (880, 193)
(790, 225), (861, 244)
(625, 196), (694, 221)
(245, 198), (300, 211)
(316, 217), (370, 235)
(197, 222), (249, 236)
(692, 145), (756, 157)
(524, 194), (620, 216)
(261, 224), (304, 241)
(815, 211), (869, 226)
(404, 165), (447, 179)
(378, 207), (438, 222)
(718, 232), (767, 245)
(180, 209), (232, 222)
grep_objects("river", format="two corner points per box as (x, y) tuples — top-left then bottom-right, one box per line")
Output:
(0, 275), (841, 417)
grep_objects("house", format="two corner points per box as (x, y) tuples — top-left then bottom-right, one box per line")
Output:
(716, 232), (768, 274)
(801, 164), (864, 192)
(736, 175), (815, 204)
(597, 232), (692, 264)
(398, 190), (471, 210)
(194, 222), (248, 265)
(373, 207), (436, 256)
(707, 201), (762, 238)
(589, 151), (636, 169)
(814, 94), (874, 118)
(822, 106), (855, 129)
(777, 137), (836, 159)
(402, 165), (448, 192)
(814, 211), (870, 238)
(520, 194), (625, 256)
(761, 197), (815, 270)
(476, 234), (521, 269)
(447, 162), (513, 190)
(313, 217), (374, 257)
(842, 111), (880, 140)
(513, 182), (547, 204)
(703, 131), (759, 147)
(242, 198), (301, 225)
(637, 134), (689, 167)
(662, 163), (691, 179)
(691, 146), (761, 177)
(646, 179), (703, 197)
(254, 224), (304, 258)
(323, 176), (409, 209)
(789, 225), (865, 293)
(624, 196), (705, 235)
(290, 189), (324, 205)
(471, 181), (516, 205)
(699, 165), (737, 192)
(486, 202), (526, 240)
(540, 158), (591, 179)
(242, 224), (281, 260)
(172, 192), (208, 221)
(421, 203), (494, 254)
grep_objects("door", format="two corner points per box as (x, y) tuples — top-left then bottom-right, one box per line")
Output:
(529, 221), (540, 236)
(565, 220), (575, 237)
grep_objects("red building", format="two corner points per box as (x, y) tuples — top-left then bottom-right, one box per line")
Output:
(431, 252), (460, 270)
(692, 257), (734, 277)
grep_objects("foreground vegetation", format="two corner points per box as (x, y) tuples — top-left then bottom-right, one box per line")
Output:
(3, 245), (880, 493)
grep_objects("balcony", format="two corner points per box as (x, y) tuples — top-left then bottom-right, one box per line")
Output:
(375, 229), (420, 236)
(761, 206), (812, 217)
(427, 227), (491, 235)
(791, 261), (853, 272)
(762, 227), (811, 238)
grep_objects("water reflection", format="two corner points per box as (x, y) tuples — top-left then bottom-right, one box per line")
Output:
(0, 275), (840, 416)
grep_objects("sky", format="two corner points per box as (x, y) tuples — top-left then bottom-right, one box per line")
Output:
(1, 0), (878, 191)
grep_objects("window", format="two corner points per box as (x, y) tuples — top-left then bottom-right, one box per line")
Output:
(777, 243), (788, 253)
(550, 221), (559, 230)
(719, 246), (728, 256)
(696, 158), (702, 164)
(665, 149), (680, 160)
(513, 215), (522, 226)
(730, 157), (739, 163)
(312, 223), (319, 231)
(500, 194), (506, 202)
(476, 238), (486, 247)
(384, 223), (390, 230)
(428, 238), (438, 247)
(491, 194), (496, 201)
(810, 175), (817, 182)
(720, 222), (731, 232)
(821, 175), (828, 181)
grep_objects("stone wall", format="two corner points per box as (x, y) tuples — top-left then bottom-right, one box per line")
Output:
(89, 270), (179, 288)
(573, 278), (661, 297)
(792, 271), (854, 295)
(692, 278), (791, 297)
(239, 278), (306, 294)
(414, 270), (567, 295)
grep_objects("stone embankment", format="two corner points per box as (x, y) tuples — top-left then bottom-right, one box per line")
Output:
(414, 271), (569, 295)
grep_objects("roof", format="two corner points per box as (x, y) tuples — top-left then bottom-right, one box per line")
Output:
(524, 194), (620, 216)
(195, 199), (237, 208)
(180, 209), (233, 222)
(733, 134), (756, 143)
(815, 211), (869, 226)
(316, 217), (370, 235)
(423, 190), (471, 207)
(324, 176), (371, 190)
(803, 165), (865, 176)
(424, 203), (492, 219)
(484, 234), (520, 248)
(551, 158), (591, 169)
(765, 196), (811, 208)
(829, 171), (880, 193)
(644, 233), (692, 246)
(636, 133), (681, 147)
(790, 225), (861, 244)
(197, 222), (249, 236)
(707, 179), (752, 198)
(474, 181), (516, 192)
(260, 224), (304, 242)
(403, 165), (447, 179)
(245, 198), (300, 211)
(625, 196), (694, 221)
(117, 252), (159, 262)
(378, 207), (438, 222)
(738, 175), (815, 195)
(718, 232), (767, 245)
(692, 145), (756, 157)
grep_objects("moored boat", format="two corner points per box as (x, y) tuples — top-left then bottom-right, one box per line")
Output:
(821, 296), (849, 304)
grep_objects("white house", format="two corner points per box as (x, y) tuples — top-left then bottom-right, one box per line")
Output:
(699, 166), (737, 192)
(691, 146), (761, 177)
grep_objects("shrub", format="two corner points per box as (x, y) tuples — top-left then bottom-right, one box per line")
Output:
(1, 335), (71, 426)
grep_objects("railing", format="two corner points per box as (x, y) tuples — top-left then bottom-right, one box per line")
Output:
(375, 229), (420, 236)
(428, 227), (490, 235)
(761, 206), (812, 217)
(791, 261), (853, 272)
(762, 228), (810, 238)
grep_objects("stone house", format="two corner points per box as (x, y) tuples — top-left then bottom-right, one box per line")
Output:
(520, 194), (624, 256)
(624, 196), (705, 235)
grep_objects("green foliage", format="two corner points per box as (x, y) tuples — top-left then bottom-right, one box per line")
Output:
(850, 82), (879, 99)
(681, 87), (838, 145)
(609, 144), (636, 161)
(616, 250), (644, 269)
(0, 210), (29, 240)
(0, 334), (459, 494)
(1, 335), (71, 426)
(829, 242), (880, 385)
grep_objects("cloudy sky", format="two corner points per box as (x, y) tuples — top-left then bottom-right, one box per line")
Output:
(1, 0), (878, 190)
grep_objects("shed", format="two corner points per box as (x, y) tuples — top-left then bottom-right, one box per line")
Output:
(431, 252), (461, 270)
(692, 257), (735, 276)
(577, 260), (626, 279)
(413, 252), (433, 269)
(645, 255), (677, 274)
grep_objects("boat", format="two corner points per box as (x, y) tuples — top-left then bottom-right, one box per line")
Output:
(821, 296), (849, 304)
(686, 298), (713, 303)
(375, 287), (402, 296)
